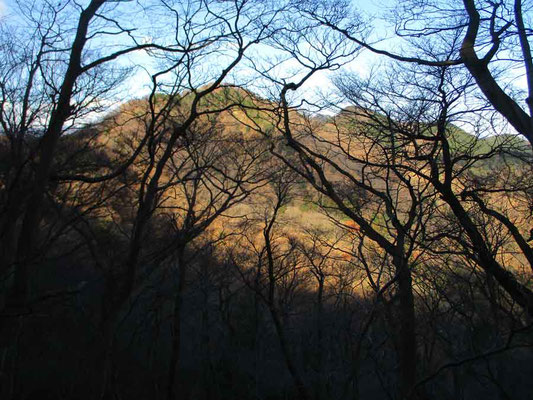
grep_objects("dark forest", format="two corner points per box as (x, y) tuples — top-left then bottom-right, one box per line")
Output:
(0, 1), (532, 399)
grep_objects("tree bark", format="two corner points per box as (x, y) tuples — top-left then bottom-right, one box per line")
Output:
(6, 0), (107, 311)
(394, 251), (418, 400)
(440, 185), (533, 316)
(315, 276), (327, 400)
(461, 0), (533, 147)
(167, 248), (187, 400)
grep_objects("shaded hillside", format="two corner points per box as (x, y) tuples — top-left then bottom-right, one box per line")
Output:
(1, 87), (532, 400)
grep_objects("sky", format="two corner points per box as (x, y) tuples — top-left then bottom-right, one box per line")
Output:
(110, 0), (386, 104)
(0, 0), (388, 96)
(0, 0), (528, 123)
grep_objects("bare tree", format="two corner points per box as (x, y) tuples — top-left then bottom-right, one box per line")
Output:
(298, 0), (533, 148)
(330, 59), (533, 395)
(0, 1), (292, 398)
(230, 165), (313, 400)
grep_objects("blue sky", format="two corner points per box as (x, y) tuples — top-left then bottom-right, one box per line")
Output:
(1, 0), (527, 114)
(0, 0), (417, 116)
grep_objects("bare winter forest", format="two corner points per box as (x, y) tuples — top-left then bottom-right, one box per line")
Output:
(0, 0), (532, 399)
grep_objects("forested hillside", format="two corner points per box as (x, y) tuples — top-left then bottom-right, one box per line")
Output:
(0, 1), (532, 400)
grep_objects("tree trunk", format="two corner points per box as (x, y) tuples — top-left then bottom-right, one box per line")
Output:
(99, 319), (116, 400)
(394, 251), (418, 400)
(315, 277), (327, 400)
(200, 262), (212, 400)
(4, 0), (107, 319)
(265, 247), (310, 400)
(167, 249), (187, 400)
(440, 186), (533, 316)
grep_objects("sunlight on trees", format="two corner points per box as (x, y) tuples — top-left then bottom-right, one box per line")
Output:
(0, 1), (531, 399)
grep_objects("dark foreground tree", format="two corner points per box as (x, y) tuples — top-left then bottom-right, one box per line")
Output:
(299, 0), (533, 147)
